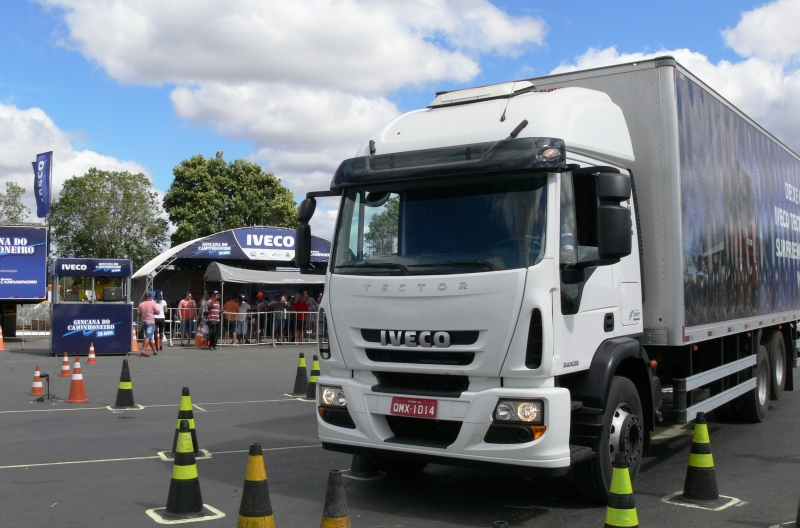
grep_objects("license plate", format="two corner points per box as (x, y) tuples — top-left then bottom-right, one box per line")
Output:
(390, 397), (437, 419)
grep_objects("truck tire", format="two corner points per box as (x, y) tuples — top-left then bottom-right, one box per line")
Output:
(767, 331), (786, 400)
(369, 455), (428, 476)
(573, 376), (644, 503)
(735, 345), (770, 422)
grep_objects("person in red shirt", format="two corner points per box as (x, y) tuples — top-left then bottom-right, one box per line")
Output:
(137, 292), (161, 357)
(178, 291), (196, 346)
(293, 294), (309, 343)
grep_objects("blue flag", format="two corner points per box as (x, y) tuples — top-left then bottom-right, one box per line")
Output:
(32, 151), (52, 218)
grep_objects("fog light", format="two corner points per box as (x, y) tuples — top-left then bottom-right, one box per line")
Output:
(496, 401), (515, 421)
(517, 401), (541, 422)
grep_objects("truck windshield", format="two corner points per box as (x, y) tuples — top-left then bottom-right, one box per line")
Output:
(332, 172), (548, 275)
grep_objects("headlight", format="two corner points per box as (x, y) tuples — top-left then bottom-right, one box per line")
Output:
(493, 399), (544, 424)
(321, 386), (346, 407)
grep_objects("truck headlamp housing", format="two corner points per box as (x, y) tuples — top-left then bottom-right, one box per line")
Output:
(494, 399), (543, 424)
(320, 386), (347, 407)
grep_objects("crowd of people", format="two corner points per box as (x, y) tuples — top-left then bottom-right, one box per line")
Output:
(137, 289), (322, 355)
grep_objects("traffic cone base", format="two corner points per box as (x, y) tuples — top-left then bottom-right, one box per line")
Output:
(86, 343), (97, 364)
(113, 359), (135, 408)
(320, 469), (351, 528)
(292, 352), (308, 395)
(237, 443), (276, 528)
(59, 352), (71, 377)
(30, 365), (45, 396)
(66, 357), (89, 404)
(306, 354), (320, 400)
(604, 452), (638, 528)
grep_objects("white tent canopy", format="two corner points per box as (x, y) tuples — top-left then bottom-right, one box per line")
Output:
(203, 262), (325, 284)
(132, 236), (203, 279)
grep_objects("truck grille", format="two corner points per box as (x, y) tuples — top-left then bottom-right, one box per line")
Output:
(372, 371), (470, 397)
(361, 329), (479, 345)
(366, 348), (475, 366)
(385, 415), (462, 448)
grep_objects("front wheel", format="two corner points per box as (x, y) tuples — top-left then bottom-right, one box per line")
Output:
(573, 376), (644, 503)
(734, 345), (770, 422)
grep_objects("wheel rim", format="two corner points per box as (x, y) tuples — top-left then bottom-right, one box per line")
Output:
(774, 345), (785, 386)
(609, 403), (643, 467)
(758, 360), (769, 406)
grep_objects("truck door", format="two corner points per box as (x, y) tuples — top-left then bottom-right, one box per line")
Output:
(553, 171), (618, 372)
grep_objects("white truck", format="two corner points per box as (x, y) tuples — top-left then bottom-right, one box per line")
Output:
(294, 57), (800, 500)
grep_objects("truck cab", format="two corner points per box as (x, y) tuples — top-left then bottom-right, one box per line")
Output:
(295, 83), (660, 500)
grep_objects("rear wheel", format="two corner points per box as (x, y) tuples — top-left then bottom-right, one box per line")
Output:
(369, 455), (428, 476)
(767, 331), (786, 401)
(573, 376), (644, 503)
(735, 345), (770, 422)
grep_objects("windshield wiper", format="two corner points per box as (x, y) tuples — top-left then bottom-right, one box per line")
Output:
(338, 262), (410, 275)
(408, 260), (497, 271)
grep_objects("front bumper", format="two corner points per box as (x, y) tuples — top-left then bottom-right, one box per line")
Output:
(315, 374), (572, 470)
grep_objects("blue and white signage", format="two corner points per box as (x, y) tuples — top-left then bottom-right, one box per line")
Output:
(173, 227), (331, 263)
(0, 225), (47, 300)
(54, 258), (132, 277)
(32, 151), (52, 218)
(52, 304), (132, 354)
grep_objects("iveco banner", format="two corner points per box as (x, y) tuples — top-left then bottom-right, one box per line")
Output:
(678, 72), (800, 327)
(32, 151), (52, 218)
(0, 225), (48, 300)
(173, 227), (331, 263)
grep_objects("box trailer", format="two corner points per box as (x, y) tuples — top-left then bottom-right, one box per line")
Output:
(295, 57), (800, 500)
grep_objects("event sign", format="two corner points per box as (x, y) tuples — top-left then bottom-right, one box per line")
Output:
(54, 258), (132, 277)
(52, 303), (132, 354)
(32, 151), (52, 218)
(0, 225), (47, 300)
(174, 227), (330, 263)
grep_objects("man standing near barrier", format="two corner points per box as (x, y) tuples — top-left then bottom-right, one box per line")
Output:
(207, 291), (221, 350)
(178, 291), (196, 346)
(138, 292), (160, 357)
(223, 295), (239, 345)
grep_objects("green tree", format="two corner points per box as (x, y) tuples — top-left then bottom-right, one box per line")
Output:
(365, 195), (399, 249)
(0, 181), (30, 222)
(49, 168), (169, 269)
(163, 155), (297, 245)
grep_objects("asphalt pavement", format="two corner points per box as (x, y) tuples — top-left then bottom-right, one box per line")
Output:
(1, 338), (798, 527)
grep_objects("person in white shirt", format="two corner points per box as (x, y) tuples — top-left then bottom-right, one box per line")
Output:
(153, 291), (168, 351)
(236, 294), (251, 346)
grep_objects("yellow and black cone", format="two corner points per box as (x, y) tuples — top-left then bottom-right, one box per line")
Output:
(681, 411), (719, 503)
(604, 451), (638, 528)
(171, 387), (200, 455)
(320, 469), (350, 528)
(237, 443), (275, 528)
(164, 420), (204, 518)
(306, 355), (320, 400)
(292, 352), (309, 395)
(113, 359), (135, 408)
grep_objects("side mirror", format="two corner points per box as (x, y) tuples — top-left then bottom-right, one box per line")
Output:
(596, 173), (632, 259)
(295, 197), (316, 269)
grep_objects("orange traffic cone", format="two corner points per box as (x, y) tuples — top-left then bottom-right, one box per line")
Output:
(86, 343), (97, 364)
(59, 352), (71, 377)
(66, 356), (89, 403)
(30, 365), (45, 396)
(194, 328), (203, 348)
(0, 325), (5, 351)
(132, 326), (139, 352)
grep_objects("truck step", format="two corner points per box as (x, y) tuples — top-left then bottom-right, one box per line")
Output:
(569, 445), (595, 465)
(570, 401), (583, 412)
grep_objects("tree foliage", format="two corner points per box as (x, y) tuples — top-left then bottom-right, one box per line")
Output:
(0, 181), (30, 222)
(365, 196), (399, 246)
(163, 156), (297, 245)
(49, 168), (169, 269)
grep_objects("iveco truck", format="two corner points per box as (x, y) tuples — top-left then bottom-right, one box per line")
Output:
(294, 57), (800, 500)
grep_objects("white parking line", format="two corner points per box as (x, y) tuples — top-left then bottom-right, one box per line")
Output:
(0, 444), (321, 469)
(0, 397), (298, 415)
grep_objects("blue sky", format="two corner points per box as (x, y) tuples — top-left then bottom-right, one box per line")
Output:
(2, 0), (798, 239)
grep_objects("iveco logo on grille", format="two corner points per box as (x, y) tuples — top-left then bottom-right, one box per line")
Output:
(380, 330), (451, 348)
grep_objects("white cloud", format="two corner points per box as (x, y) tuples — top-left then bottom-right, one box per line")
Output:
(550, 0), (800, 154)
(0, 103), (149, 219)
(40, 0), (548, 234)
